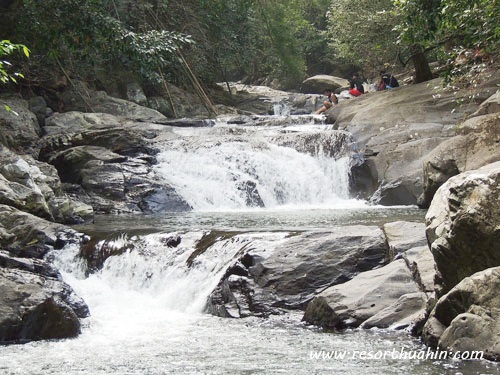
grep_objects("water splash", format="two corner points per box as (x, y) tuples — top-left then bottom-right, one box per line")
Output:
(155, 122), (355, 211)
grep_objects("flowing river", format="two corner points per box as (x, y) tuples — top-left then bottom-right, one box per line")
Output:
(0, 114), (498, 374)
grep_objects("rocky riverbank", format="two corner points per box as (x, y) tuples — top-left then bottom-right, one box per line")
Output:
(0, 66), (499, 362)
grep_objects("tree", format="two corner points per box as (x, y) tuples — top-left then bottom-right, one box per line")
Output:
(393, 0), (440, 83)
(326, 0), (401, 76)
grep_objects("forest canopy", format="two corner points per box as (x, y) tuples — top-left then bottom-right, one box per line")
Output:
(0, 0), (498, 92)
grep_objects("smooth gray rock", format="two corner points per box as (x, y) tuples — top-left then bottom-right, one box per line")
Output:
(303, 259), (422, 330)
(383, 221), (427, 258)
(426, 161), (500, 296)
(207, 226), (389, 317)
(423, 267), (500, 361)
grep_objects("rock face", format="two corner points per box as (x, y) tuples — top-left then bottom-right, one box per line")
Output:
(419, 111), (500, 207)
(206, 226), (389, 318)
(303, 259), (425, 331)
(38, 111), (191, 214)
(0, 262), (89, 343)
(0, 96), (41, 155)
(426, 161), (500, 296)
(0, 206), (89, 343)
(423, 267), (500, 361)
(328, 75), (499, 205)
(0, 147), (93, 224)
(302, 221), (436, 333)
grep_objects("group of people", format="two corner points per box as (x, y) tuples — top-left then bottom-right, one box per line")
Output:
(315, 70), (399, 114)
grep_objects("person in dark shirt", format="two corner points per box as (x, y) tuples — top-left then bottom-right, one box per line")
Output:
(315, 88), (338, 114)
(348, 73), (365, 97)
(378, 70), (399, 90)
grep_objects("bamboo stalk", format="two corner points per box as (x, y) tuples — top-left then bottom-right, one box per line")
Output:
(159, 69), (178, 118)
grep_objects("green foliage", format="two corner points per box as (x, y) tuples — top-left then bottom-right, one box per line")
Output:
(326, 0), (401, 73)
(0, 40), (29, 85)
(393, 0), (441, 47)
(439, 0), (500, 51)
(16, 0), (192, 85)
(0, 40), (30, 113)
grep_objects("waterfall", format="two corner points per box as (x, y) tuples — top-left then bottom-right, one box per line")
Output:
(155, 119), (356, 211)
(52, 231), (289, 316)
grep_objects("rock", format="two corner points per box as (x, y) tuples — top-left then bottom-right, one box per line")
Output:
(0, 95), (41, 154)
(328, 75), (499, 205)
(0, 204), (81, 258)
(426, 161), (500, 296)
(471, 89), (500, 117)
(0, 148), (94, 224)
(300, 75), (347, 94)
(207, 226), (389, 317)
(28, 96), (48, 127)
(0, 250), (59, 279)
(0, 266), (89, 343)
(126, 81), (148, 106)
(401, 245), (436, 294)
(81, 161), (125, 200)
(138, 187), (192, 213)
(61, 82), (168, 123)
(303, 259), (422, 331)
(419, 112), (500, 207)
(383, 221), (427, 258)
(48, 146), (127, 184)
(422, 267), (500, 361)
(360, 291), (428, 331)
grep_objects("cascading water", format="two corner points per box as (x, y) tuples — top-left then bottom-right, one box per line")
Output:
(1, 113), (495, 375)
(154, 116), (359, 211)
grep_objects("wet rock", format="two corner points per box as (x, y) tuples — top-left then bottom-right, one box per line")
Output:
(303, 259), (422, 331)
(138, 187), (192, 213)
(0, 266), (89, 343)
(422, 267), (500, 361)
(0, 147), (93, 224)
(426, 161), (500, 296)
(80, 237), (133, 274)
(0, 204), (81, 258)
(207, 226), (389, 317)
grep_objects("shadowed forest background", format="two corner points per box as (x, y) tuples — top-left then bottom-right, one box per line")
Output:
(1, 0), (498, 99)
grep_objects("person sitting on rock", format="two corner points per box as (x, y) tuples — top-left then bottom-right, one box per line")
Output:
(315, 88), (338, 114)
(377, 70), (399, 90)
(348, 73), (365, 97)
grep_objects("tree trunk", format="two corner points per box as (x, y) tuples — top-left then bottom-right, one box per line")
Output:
(411, 44), (433, 83)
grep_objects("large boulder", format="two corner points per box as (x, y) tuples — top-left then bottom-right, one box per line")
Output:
(0, 261), (89, 343)
(422, 267), (500, 361)
(0, 148), (93, 224)
(0, 96), (41, 154)
(329, 73), (499, 205)
(207, 226), (389, 317)
(300, 75), (347, 94)
(0, 204), (83, 258)
(426, 161), (500, 296)
(419, 111), (500, 207)
(60, 81), (168, 123)
(303, 259), (425, 331)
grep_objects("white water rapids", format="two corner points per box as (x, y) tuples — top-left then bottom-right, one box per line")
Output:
(154, 118), (358, 211)
(0, 115), (497, 374)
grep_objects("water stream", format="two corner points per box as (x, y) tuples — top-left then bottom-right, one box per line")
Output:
(0, 115), (497, 374)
